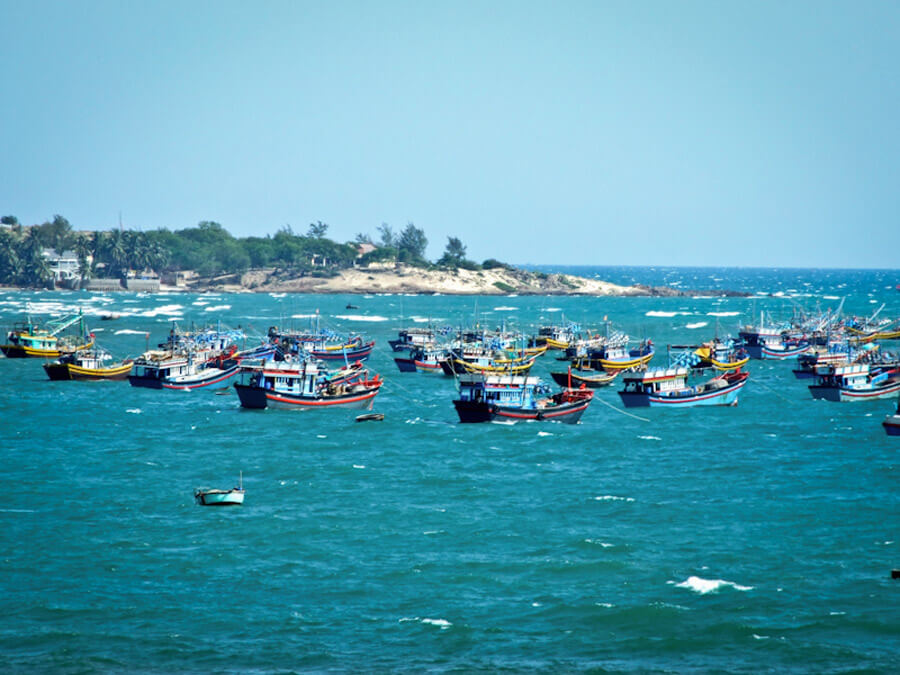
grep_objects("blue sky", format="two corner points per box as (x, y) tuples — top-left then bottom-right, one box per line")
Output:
(1, 1), (898, 268)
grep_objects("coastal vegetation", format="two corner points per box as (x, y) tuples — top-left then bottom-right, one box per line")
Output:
(0, 214), (494, 288)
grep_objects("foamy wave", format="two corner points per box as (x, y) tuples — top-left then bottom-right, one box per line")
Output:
(674, 576), (753, 594)
(545, 307), (561, 312)
(126, 408), (142, 414)
(399, 617), (452, 630)
(584, 539), (615, 548)
(291, 314), (317, 319)
(594, 495), (634, 502)
(139, 304), (184, 317)
(685, 322), (708, 329)
(823, 295), (840, 300)
(115, 329), (147, 335)
(204, 305), (231, 312)
(269, 293), (287, 298)
(638, 435), (661, 441)
(493, 306), (517, 311)
(333, 314), (388, 322)
(537, 431), (553, 437)
(646, 310), (677, 318)
(706, 311), (740, 317)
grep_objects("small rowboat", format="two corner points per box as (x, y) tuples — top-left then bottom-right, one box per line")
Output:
(550, 367), (619, 388)
(195, 473), (244, 506)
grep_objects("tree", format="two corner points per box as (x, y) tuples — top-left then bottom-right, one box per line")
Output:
(36, 214), (74, 252)
(397, 222), (428, 264)
(74, 234), (93, 282)
(377, 223), (394, 248)
(307, 221), (328, 238)
(1, 215), (19, 226)
(354, 232), (373, 244)
(438, 236), (467, 266)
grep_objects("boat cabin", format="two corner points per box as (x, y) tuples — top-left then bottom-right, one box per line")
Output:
(621, 367), (690, 395)
(456, 374), (552, 408)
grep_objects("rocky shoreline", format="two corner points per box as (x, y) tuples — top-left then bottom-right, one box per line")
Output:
(182, 264), (748, 297)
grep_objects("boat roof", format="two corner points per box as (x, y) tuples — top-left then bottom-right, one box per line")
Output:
(458, 373), (542, 387)
(624, 367), (688, 383)
(833, 364), (870, 375)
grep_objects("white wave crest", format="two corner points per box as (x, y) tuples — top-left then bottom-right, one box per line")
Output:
(400, 617), (452, 630)
(638, 435), (661, 441)
(203, 305), (231, 312)
(333, 314), (388, 322)
(674, 575), (753, 594)
(594, 495), (635, 502)
(646, 310), (677, 317)
(685, 322), (708, 329)
(126, 408), (142, 414)
(706, 311), (740, 317)
(115, 329), (147, 335)
(493, 306), (518, 311)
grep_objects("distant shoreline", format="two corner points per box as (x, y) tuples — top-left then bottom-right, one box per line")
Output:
(0, 264), (750, 297)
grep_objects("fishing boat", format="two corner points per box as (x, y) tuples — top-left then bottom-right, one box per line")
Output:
(1, 311), (93, 358)
(618, 367), (749, 408)
(233, 358), (383, 410)
(453, 373), (594, 424)
(440, 349), (538, 376)
(549, 366), (620, 388)
(584, 339), (654, 371)
(531, 321), (581, 350)
(389, 327), (438, 352)
(808, 363), (900, 402)
(884, 399), (900, 436)
(128, 350), (241, 390)
(739, 313), (811, 360)
(693, 339), (749, 371)
(43, 348), (133, 381)
(394, 346), (447, 373)
(195, 473), (245, 506)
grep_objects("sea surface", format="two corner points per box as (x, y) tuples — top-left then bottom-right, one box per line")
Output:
(1, 266), (898, 673)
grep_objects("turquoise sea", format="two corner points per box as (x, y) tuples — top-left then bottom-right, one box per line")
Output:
(1, 266), (898, 673)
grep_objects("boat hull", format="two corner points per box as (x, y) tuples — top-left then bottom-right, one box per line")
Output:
(129, 364), (241, 390)
(808, 379), (900, 402)
(44, 361), (133, 381)
(884, 415), (900, 436)
(453, 398), (590, 424)
(234, 382), (381, 410)
(308, 341), (375, 362)
(550, 370), (618, 388)
(619, 377), (747, 408)
(195, 489), (244, 506)
(746, 344), (811, 360)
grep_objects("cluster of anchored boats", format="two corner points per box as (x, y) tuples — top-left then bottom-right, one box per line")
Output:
(2, 304), (899, 434)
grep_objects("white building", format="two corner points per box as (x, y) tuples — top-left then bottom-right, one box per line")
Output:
(42, 248), (82, 283)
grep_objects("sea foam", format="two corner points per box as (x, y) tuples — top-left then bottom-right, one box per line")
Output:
(674, 576), (753, 594)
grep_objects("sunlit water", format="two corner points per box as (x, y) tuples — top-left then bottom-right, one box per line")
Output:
(1, 267), (898, 672)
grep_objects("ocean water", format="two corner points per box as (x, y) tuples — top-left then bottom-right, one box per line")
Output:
(1, 267), (898, 673)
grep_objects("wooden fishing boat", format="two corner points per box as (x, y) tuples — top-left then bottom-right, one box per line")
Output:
(618, 367), (749, 408)
(394, 346), (447, 373)
(586, 340), (654, 371)
(128, 350), (241, 390)
(234, 359), (383, 410)
(693, 339), (749, 371)
(1, 311), (93, 358)
(389, 327), (437, 352)
(531, 321), (581, 350)
(884, 399), (900, 436)
(453, 374), (593, 424)
(195, 473), (245, 506)
(440, 349), (538, 376)
(549, 366), (620, 388)
(43, 348), (133, 381)
(808, 364), (900, 402)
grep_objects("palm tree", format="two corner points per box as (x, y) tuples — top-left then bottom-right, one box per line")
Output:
(103, 230), (127, 279)
(74, 234), (93, 283)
